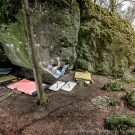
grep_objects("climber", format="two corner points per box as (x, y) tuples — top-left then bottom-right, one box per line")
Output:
(41, 57), (68, 79)
(47, 57), (69, 78)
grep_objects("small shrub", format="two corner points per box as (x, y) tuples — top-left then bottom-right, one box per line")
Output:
(105, 114), (135, 134)
(128, 131), (135, 135)
(125, 90), (135, 108)
(103, 80), (124, 92)
(109, 98), (119, 106)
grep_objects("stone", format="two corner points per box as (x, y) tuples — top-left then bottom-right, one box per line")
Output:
(0, 0), (135, 78)
(76, 0), (135, 77)
(91, 96), (110, 109)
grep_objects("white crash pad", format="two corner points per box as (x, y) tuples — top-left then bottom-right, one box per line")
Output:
(61, 81), (77, 92)
(49, 81), (65, 91)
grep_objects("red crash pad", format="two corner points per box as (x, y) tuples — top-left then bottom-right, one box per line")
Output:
(7, 79), (45, 95)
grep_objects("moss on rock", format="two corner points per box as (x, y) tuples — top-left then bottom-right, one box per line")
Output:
(0, 0), (80, 72)
(103, 80), (124, 92)
(125, 90), (135, 108)
(0, 12), (31, 69)
(0, 0), (135, 78)
(76, 0), (135, 77)
(109, 98), (119, 106)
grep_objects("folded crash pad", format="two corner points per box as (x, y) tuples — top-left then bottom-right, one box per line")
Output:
(61, 81), (77, 92)
(75, 72), (92, 81)
(0, 68), (12, 75)
(49, 81), (65, 91)
(7, 79), (45, 95)
(0, 75), (17, 85)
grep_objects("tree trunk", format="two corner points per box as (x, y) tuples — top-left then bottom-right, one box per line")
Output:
(22, 0), (47, 105)
(109, 0), (116, 12)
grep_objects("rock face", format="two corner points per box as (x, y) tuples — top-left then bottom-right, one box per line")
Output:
(0, 0), (135, 77)
(33, 0), (80, 67)
(0, 0), (80, 70)
(75, 0), (135, 77)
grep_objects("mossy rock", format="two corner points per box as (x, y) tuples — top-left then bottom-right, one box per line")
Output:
(91, 96), (118, 109)
(76, 0), (135, 77)
(123, 70), (135, 83)
(0, 0), (80, 71)
(105, 114), (135, 134)
(0, 0), (135, 78)
(103, 80), (124, 92)
(125, 90), (135, 108)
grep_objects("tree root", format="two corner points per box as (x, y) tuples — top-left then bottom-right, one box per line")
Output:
(0, 91), (14, 103)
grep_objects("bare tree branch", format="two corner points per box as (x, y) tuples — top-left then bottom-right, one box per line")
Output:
(116, 0), (135, 7)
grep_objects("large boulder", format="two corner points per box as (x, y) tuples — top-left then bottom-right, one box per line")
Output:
(0, 0), (80, 70)
(0, 0), (135, 77)
(75, 0), (135, 77)
(32, 0), (80, 67)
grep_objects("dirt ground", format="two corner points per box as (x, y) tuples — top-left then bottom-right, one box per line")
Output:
(0, 72), (135, 135)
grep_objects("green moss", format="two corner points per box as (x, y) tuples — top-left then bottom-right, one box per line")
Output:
(75, 59), (96, 73)
(125, 90), (135, 108)
(105, 114), (135, 134)
(128, 131), (135, 135)
(76, 0), (135, 77)
(103, 80), (124, 92)
(46, 0), (70, 8)
(0, 0), (80, 71)
(109, 98), (119, 106)
(0, 11), (32, 68)
(0, 0), (135, 78)
(94, 62), (109, 75)
(123, 71), (135, 83)
(48, 10), (71, 26)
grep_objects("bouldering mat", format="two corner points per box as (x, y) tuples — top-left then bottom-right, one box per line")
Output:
(75, 72), (92, 81)
(49, 81), (65, 91)
(7, 79), (45, 95)
(0, 68), (12, 75)
(61, 81), (77, 92)
(0, 75), (17, 86)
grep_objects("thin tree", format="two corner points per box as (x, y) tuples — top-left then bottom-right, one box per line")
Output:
(22, 0), (47, 105)
(109, 0), (116, 12)
(94, 0), (97, 3)
(116, 0), (135, 7)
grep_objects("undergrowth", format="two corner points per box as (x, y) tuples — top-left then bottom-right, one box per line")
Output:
(103, 80), (124, 92)
(105, 114), (135, 134)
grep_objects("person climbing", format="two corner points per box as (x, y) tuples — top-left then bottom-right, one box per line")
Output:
(40, 57), (68, 79)
(47, 57), (69, 78)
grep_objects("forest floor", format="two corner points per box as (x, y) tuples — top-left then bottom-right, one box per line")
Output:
(0, 72), (135, 135)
